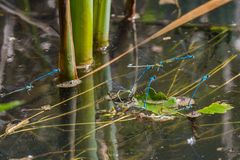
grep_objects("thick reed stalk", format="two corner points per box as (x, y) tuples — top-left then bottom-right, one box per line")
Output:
(93, 0), (111, 51)
(59, 0), (78, 81)
(70, 0), (93, 67)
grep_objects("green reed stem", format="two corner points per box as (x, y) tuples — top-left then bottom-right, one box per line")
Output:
(22, 0), (30, 12)
(93, 0), (111, 51)
(70, 0), (93, 66)
(59, 0), (78, 80)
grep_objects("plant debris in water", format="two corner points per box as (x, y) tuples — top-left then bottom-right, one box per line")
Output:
(9, 155), (33, 160)
(5, 119), (29, 135)
(104, 88), (233, 123)
(21, 104), (51, 112)
(56, 79), (81, 88)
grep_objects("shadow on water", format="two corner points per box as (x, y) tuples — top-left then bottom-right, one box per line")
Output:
(0, 0), (240, 160)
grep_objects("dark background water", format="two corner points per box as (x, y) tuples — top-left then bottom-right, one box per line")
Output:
(0, 0), (239, 160)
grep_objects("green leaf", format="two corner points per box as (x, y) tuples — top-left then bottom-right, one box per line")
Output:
(0, 101), (24, 112)
(148, 88), (167, 100)
(198, 102), (233, 115)
(137, 97), (177, 115)
(135, 88), (167, 101)
(163, 97), (177, 107)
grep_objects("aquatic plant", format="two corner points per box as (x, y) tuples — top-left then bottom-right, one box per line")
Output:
(0, 101), (23, 112)
(78, 0), (232, 80)
(198, 102), (233, 114)
(93, 0), (111, 51)
(0, 1), (237, 159)
(59, 0), (78, 81)
(70, 0), (94, 67)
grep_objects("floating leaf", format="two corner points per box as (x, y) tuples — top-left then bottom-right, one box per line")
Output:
(137, 97), (177, 115)
(149, 89), (167, 100)
(163, 97), (177, 107)
(135, 88), (167, 101)
(0, 101), (24, 112)
(198, 102), (233, 114)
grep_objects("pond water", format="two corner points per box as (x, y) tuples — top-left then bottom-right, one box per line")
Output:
(0, 0), (240, 160)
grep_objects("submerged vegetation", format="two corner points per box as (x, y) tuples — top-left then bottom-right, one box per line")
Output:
(0, 0), (239, 159)
(0, 101), (23, 112)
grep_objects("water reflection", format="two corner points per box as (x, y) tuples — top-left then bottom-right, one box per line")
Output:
(94, 51), (120, 160)
(59, 87), (77, 159)
(221, 2), (240, 159)
(0, 15), (16, 92)
(75, 73), (98, 159)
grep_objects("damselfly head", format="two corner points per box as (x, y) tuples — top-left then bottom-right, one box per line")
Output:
(0, 93), (5, 98)
(186, 55), (194, 59)
(52, 68), (60, 73)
